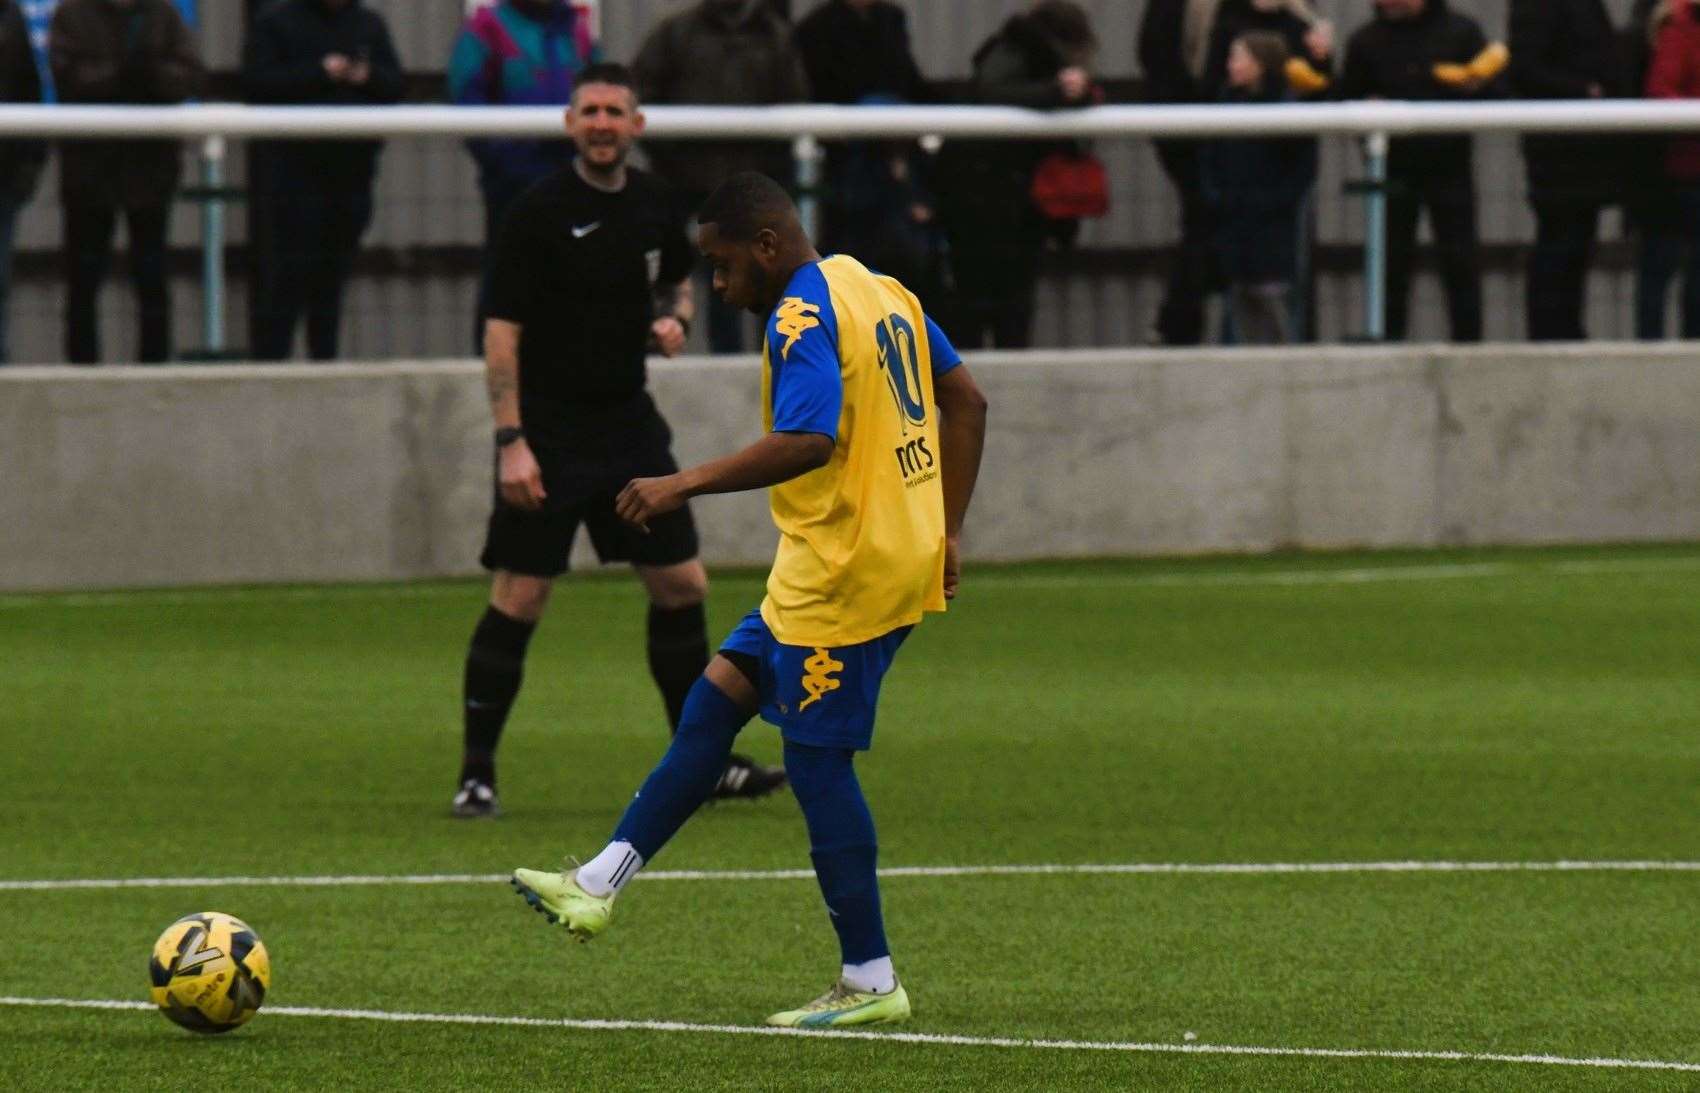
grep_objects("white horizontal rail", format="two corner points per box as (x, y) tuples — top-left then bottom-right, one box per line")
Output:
(3, 100), (1700, 140)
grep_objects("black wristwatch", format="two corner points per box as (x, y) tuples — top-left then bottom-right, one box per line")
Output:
(494, 426), (525, 448)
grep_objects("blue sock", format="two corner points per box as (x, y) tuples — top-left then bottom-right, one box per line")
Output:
(784, 740), (889, 965)
(611, 677), (750, 861)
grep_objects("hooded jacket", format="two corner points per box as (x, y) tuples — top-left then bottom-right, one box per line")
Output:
(0, 0), (45, 204)
(49, 0), (203, 207)
(631, 0), (809, 198)
(1338, 0), (1501, 173)
(448, 1), (598, 189)
(243, 0), (404, 178)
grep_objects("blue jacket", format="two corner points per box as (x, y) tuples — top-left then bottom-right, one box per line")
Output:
(1200, 86), (1317, 284)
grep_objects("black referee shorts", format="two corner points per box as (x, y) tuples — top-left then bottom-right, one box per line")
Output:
(479, 426), (700, 578)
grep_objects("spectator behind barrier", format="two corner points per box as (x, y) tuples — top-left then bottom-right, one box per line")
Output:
(1644, 0), (1700, 338)
(244, 0), (403, 362)
(1200, 31), (1317, 345)
(1200, 0), (1336, 101)
(449, 0), (599, 353)
(1339, 0), (1507, 343)
(794, 1), (944, 307)
(632, 0), (810, 353)
(936, 0), (1099, 351)
(1138, 0), (1221, 346)
(1509, 0), (1630, 343)
(1200, 0), (1335, 342)
(0, 0), (45, 365)
(49, 0), (202, 366)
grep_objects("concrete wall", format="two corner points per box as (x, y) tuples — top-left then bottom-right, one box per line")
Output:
(2, 346), (1697, 591)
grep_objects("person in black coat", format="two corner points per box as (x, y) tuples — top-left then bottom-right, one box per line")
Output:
(50, 0), (203, 365)
(1339, 0), (1507, 343)
(1138, 0), (1217, 346)
(1509, 0), (1629, 342)
(244, 0), (403, 361)
(938, 0), (1098, 349)
(1201, 31), (1318, 344)
(793, 0), (924, 105)
(794, 0), (940, 294)
(0, 0), (44, 364)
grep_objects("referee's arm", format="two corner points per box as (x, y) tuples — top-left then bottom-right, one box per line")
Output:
(484, 318), (547, 511)
(650, 279), (695, 357)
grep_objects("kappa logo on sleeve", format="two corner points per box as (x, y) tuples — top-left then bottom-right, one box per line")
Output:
(774, 297), (822, 361)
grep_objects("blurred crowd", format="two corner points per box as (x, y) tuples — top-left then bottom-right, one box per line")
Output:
(1, 0), (1699, 363)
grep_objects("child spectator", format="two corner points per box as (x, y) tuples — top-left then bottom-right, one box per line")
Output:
(1200, 32), (1316, 344)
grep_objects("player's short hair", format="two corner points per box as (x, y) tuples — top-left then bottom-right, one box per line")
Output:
(573, 62), (639, 103)
(696, 172), (797, 242)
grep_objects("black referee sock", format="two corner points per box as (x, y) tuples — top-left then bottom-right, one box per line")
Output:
(647, 602), (710, 734)
(461, 606), (538, 786)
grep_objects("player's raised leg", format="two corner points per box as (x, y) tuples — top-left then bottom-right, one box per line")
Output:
(765, 740), (910, 1027)
(454, 571), (551, 818)
(511, 654), (757, 939)
(635, 553), (783, 802)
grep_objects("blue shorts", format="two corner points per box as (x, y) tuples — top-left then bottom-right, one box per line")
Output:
(719, 608), (912, 751)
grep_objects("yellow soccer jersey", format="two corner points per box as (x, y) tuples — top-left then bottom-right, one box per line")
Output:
(758, 254), (963, 648)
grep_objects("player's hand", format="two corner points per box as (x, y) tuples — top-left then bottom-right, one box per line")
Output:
(650, 317), (687, 358)
(322, 53), (352, 81)
(616, 474), (688, 531)
(498, 440), (547, 511)
(943, 536), (962, 601)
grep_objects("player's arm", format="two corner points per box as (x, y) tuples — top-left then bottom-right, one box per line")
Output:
(924, 315), (987, 600)
(615, 431), (832, 530)
(484, 318), (546, 511)
(649, 278), (695, 357)
(934, 364), (988, 601)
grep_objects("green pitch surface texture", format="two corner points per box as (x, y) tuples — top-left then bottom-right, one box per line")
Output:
(4, 545), (1700, 1091)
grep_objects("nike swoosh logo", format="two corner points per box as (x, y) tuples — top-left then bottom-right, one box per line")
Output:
(572, 222), (601, 239)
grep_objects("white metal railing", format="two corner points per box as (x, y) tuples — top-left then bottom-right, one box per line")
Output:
(4, 100), (1697, 351)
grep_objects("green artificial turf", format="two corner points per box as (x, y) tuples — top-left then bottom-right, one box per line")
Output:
(3, 545), (1698, 1090)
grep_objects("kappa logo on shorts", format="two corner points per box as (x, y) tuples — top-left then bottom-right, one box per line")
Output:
(798, 648), (845, 711)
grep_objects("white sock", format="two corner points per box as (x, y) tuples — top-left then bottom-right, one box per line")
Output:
(575, 841), (643, 897)
(841, 956), (896, 994)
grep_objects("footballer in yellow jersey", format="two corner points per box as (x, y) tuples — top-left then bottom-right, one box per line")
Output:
(513, 172), (987, 1028)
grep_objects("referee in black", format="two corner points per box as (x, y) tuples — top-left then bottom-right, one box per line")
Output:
(454, 63), (785, 818)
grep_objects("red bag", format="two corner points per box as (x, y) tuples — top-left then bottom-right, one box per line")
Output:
(1030, 151), (1110, 220)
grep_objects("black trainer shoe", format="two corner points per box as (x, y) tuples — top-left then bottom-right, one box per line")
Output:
(712, 753), (787, 800)
(451, 778), (501, 818)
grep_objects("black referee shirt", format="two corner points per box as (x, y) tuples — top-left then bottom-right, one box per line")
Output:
(486, 164), (694, 447)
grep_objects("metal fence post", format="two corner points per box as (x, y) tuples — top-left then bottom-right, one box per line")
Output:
(199, 134), (227, 357)
(1363, 130), (1389, 342)
(793, 134), (821, 241)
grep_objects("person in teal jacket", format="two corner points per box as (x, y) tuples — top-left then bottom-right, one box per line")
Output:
(450, 0), (600, 347)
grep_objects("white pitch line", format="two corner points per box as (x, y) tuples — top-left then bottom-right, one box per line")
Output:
(1, 556), (1697, 610)
(1, 996), (1695, 1074)
(4, 860), (1700, 892)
